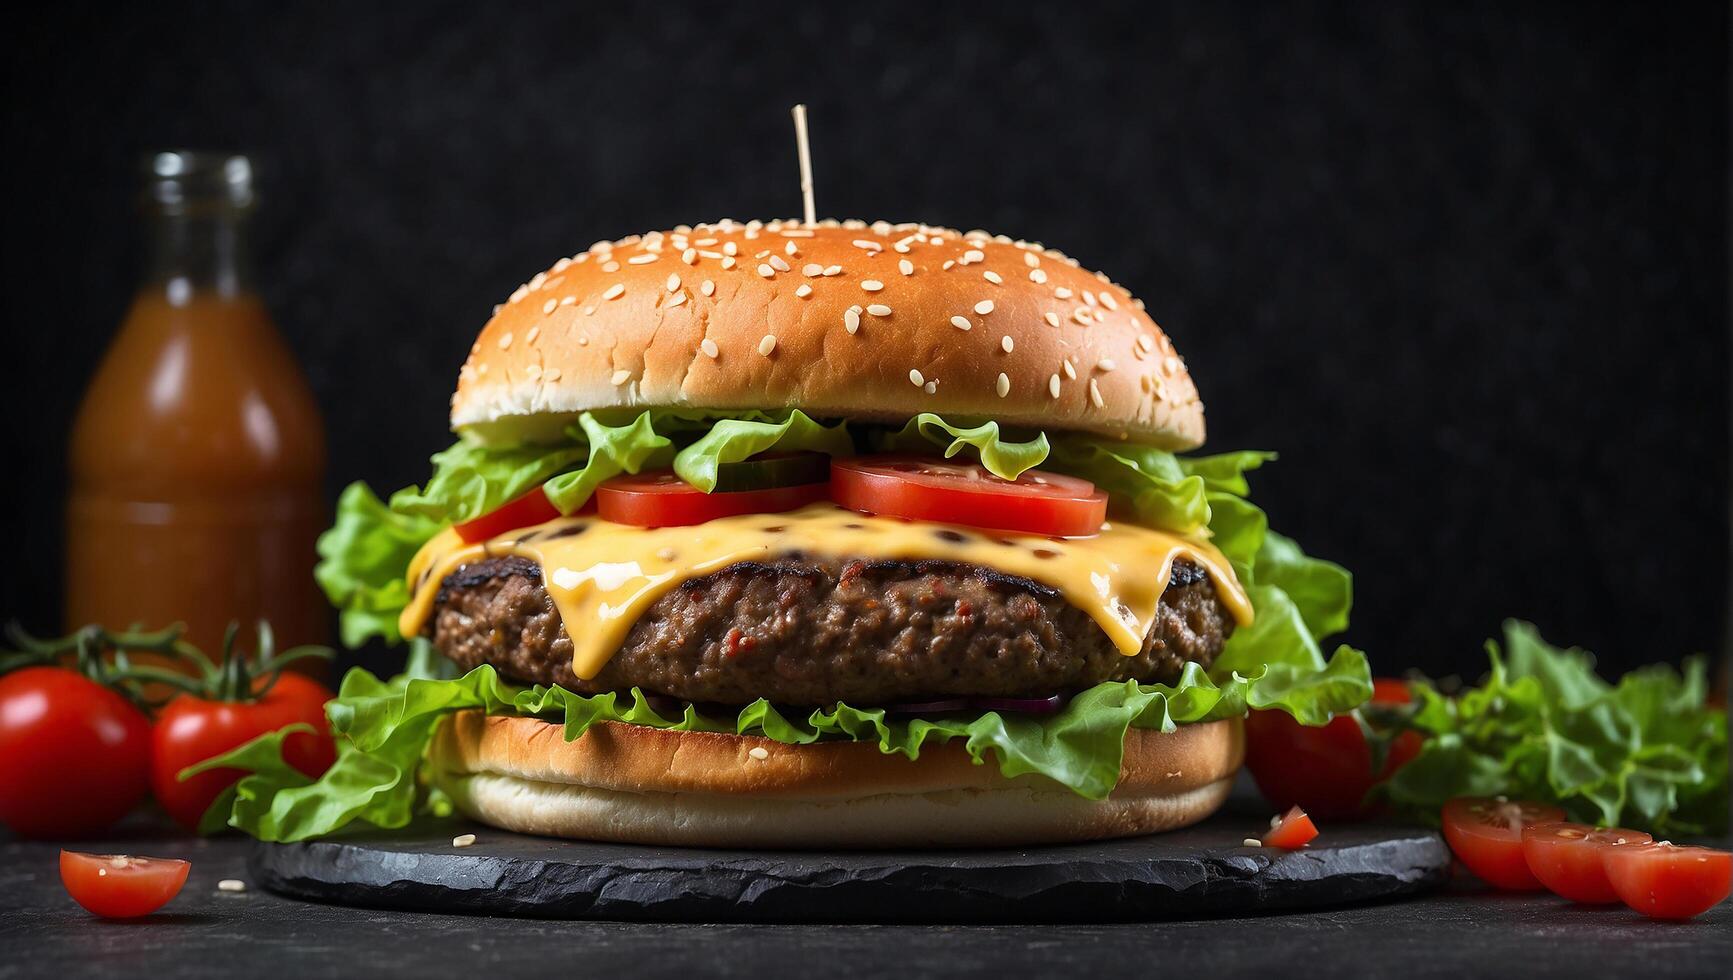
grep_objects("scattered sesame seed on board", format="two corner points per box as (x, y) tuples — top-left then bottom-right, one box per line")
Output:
(996, 372), (1010, 398)
(950, 315), (972, 331)
(701, 338), (719, 358)
(452, 834), (477, 847)
(758, 334), (777, 356)
(217, 879), (247, 893)
(795, 283), (813, 298)
(861, 280), (884, 292)
(611, 370), (631, 386)
(974, 300), (995, 315)
(909, 368), (925, 387)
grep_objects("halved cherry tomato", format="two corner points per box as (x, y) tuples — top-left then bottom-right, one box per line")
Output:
(1520, 822), (1652, 903)
(1603, 842), (1732, 920)
(831, 456), (1107, 536)
(60, 851), (190, 918)
(1243, 677), (1421, 820)
(1262, 805), (1319, 849)
(597, 471), (831, 528)
(1442, 797), (1567, 890)
(454, 487), (563, 543)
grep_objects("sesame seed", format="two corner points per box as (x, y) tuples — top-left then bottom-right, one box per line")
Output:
(1001, 335), (1014, 353)
(602, 261), (620, 273)
(524, 364), (540, 379)
(542, 367), (561, 381)
(823, 265), (843, 276)
(974, 300), (995, 315)
(698, 250), (723, 259)
(701, 279), (715, 296)
(611, 369), (631, 386)
(1089, 378), (1104, 408)
(498, 332), (514, 350)
(682, 248), (698, 265)
(769, 255), (791, 272)
(942, 259), (956, 270)
(526, 326), (540, 343)
(666, 274), (681, 292)
(559, 296), (576, 306)
(217, 879), (247, 893)
(1024, 252), (1040, 268)
(1029, 269), (1048, 284)
(963, 249), (985, 264)
(795, 283), (813, 298)
(862, 280), (885, 292)
(1082, 290), (1098, 307)
(983, 270), (1003, 285)
(701, 338), (719, 358)
(542, 299), (556, 314)
(844, 306), (862, 334)
(602, 283), (625, 300)
(757, 263), (776, 279)
(1063, 358), (1076, 379)
(785, 241), (799, 256)
(1099, 291), (1119, 311)
(996, 372), (1011, 398)
(1137, 335), (1156, 353)
(802, 263), (823, 276)
(1044, 312), (1061, 328)
(452, 834), (477, 848)
(1073, 307), (1091, 324)
(1049, 374), (1062, 398)
(909, 368), (925, 387)
(852, 239), (883, 251)
(899, 259), (915, 276)
(723, 241), (738, 256)
(627, 254), (657, 265)
(758, 334), (777, 356)
(950, 315), (972, 331)
(721, 256), (737, 270)
(1055, 286), (1073, 299)
(924, 380), (937, 394)
(748, 746), (770, 760)
(667, 292), (687, 307)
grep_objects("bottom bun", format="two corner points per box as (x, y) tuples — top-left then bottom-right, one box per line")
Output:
(428, 711), (1243, 848)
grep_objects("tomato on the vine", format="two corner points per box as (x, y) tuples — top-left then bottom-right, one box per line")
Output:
(0, 667), (152, 839)
(831, 456), (1107, 536)
(1442, 797), (1566, 890)
(1243, 677), (1421, 820)
(151, 671), (335, 831)
(60, 851), (190, 918)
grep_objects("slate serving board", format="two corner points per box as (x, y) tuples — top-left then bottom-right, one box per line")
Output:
(249, 806), (1450, 922)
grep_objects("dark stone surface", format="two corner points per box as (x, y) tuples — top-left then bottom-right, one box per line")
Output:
(4, 823), (1728, 980)
(245, 809), (1449, 922)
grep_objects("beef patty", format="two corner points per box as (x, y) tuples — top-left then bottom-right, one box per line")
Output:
(429, 554), (1235, 706)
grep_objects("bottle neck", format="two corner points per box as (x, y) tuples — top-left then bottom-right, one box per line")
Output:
(143, 207), (253, 301)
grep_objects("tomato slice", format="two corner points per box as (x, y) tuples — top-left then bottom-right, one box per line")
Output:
(596, 471), (831, 528)
(1603, 842), (1732, 920)
(60, 851), (191, 918)
(454, 487), (562, 543)
(1262, 805), (1320, 849)
(1243, 677), (1421, 820)
(1520, 822), (1653, 903)
(1441, 797), (1567, 890)
(831, 456), (1107, 536)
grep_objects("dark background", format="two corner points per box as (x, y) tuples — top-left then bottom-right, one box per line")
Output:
(3, 1), (1726, 680)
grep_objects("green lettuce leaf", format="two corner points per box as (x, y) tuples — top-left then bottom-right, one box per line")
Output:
(391, 439), (587, 525)
(541, 412), (672, 512)
(314, 484), (443, 647)
(873, 414), (1050, 480)
(204, 644), (1371, 842)
(1379, 620), (1728, 835)
(673, 409), (854, 491)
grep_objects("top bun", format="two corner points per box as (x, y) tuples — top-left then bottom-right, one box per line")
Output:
(452, 219), (1205, 448)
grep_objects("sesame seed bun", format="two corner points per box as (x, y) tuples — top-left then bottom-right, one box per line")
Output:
(426, 711), (1242, 848)
(452, 219), (1206, 448)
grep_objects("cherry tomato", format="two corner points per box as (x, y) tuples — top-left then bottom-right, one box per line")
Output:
(1442, 797), (1567, 890)
(831, 456), (1107, 536)
(0, 667), (152, 838)
(1520, 822), (1652, 903)
(1602, 842), (1732, 920)
(1243, 677), (1421, 820)
(1262, 805), (1320, 849)
(597, 471), (830, 528)
(150, 672), (336, 831)
(60, 851), (190, 918)
(454, 486), (563, 543)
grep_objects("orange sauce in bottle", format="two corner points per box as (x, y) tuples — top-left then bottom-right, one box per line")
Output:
(65, 153), (327, 657)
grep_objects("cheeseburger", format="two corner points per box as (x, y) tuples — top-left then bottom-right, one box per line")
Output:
(294, 218), (1369, 848)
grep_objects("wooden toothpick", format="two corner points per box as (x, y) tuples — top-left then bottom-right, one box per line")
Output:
(792, 104), (816, 227)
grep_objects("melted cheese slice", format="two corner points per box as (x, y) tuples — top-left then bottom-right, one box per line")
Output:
(400, 504), (1253, 682)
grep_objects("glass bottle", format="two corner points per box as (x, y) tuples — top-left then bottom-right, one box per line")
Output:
(65, 152), (328, 654)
